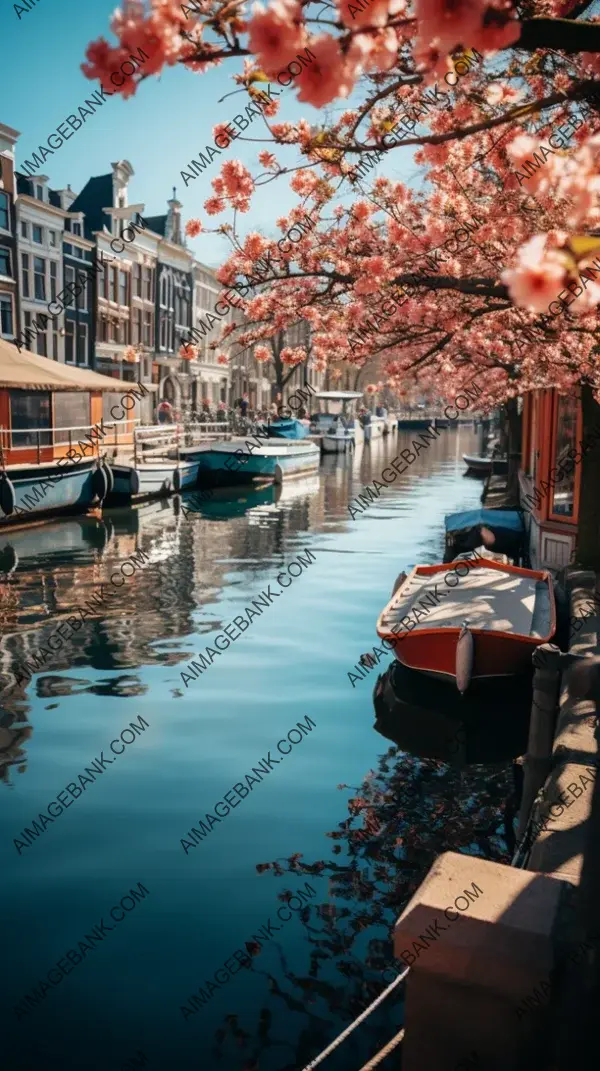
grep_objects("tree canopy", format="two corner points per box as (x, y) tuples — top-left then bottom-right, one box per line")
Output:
(83, 0), (600, 405)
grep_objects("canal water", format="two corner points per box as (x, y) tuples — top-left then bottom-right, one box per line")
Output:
(0, 428), (514, 1071)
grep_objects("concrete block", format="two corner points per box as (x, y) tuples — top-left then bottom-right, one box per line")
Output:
(393, 851), (567, 1002)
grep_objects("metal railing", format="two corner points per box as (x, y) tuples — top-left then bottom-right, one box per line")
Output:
(0, 420), (139, 467)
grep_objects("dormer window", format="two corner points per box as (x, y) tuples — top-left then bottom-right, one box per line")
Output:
(36, 184), (44, 202)
(73, 222), (81, 236)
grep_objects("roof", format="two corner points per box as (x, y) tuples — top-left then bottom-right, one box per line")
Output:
(0, 338), (157, 392)
(144, 214), (167, 237)
(68, 174), (113, 240)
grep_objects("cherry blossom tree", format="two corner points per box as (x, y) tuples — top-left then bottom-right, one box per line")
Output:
(84, 1), (600, 553)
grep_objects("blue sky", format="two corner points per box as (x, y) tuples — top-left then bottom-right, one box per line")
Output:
(5, 0), (416, 267)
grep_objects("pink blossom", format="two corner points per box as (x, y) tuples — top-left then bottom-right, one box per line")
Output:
(415, 0), (486, 54)
(185, 218), (203, 238)
(339, 0), (391, 30)
(258, 150), (279, 169)
(204, 196), (225, 215)
(247, 0), (306, 78)
(502, 234), (566, 313)
(506, 134), (540, 170)
(294, 36), (358, 107)
(254, 344), (272, 362)
(219, 160), (255, 209)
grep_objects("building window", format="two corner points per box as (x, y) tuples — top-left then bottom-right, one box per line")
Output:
(0, 247), (11, 278)
(0, 192), (9, 232)
(109, 267), (117, 303)
(52, 328), (58, 360)
(49, 230), (57, 247)
(551, 394), (578, 518)
(33, 256), (46, 300)
(20, 219), (28, 239)
(73, 222), (82, 236)
(50, 261), (57, 302)
(119, 270), (128, 307)
(143, 266), (152, 301)
(64, 265), (76, 307)
(65, 320), (75, 363)
(0, 294), (14, 336)
(21, 252), (30, 298)
(32, 225), (43, 244)
(134, 263), (142, 297)
(36, 324), (47, 357)
(97, 263), (106, 300)
(35, 184), (44, 201)
(9, 390), (51, 448)
(77, 323), (88, 365)
(78, 273), (88, 312)
(143, 312), (152, 346)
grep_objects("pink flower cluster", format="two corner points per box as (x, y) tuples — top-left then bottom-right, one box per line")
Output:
(280, 346), (307, 367)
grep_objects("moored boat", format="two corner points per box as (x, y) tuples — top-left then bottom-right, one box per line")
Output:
(0, 458), (110, 525)
(309, 391), (363, 453)
(192, 437), (320, 485)
(376, 558), (555, 690)
(463, 453), (508, 476)
(0, 341), (150, 525)
(444, 508), (525, 563)
(372, 659), (532, 765)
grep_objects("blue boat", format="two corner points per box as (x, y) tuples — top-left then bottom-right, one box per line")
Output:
(185, 436), (320, 486)
(263, 417), (309, 440)
(0, 458), (110, 526)
(444, 508), (525, 562)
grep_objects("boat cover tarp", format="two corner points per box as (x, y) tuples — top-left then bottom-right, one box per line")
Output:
(0, 338), (157, 393)
(266, 418), (308, 440)
(444, 508), (524, 534)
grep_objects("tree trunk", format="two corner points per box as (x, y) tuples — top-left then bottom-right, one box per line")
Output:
(573, 384), (600, 568)
(505, 397), (521, 503)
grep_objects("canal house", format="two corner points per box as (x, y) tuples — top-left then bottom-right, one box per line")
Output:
(519, 389), (581, 570)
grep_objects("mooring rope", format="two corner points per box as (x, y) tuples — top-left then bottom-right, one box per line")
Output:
(358, 1027), (406, 1070)
(300, 966), (410, 1071)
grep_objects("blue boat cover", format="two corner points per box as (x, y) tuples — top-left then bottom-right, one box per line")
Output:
(444, 508), (524, 533)
(267, 418), (308, 440)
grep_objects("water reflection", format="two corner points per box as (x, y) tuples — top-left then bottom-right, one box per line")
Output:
(0, 427), (509, 1071)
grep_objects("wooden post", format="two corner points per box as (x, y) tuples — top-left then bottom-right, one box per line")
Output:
(516, 643), (562, 850)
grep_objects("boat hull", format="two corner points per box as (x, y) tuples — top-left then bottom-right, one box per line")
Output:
(321, 432), (354, 453)
(106, 460), (200, 502)
(377, 559), (555, 684)
(463, 454), (508, 475)
(196, 440), (320, 485)
(372, 660), (532, 765)
(397, 417), (434, 430)
(0, 459), (108, 524)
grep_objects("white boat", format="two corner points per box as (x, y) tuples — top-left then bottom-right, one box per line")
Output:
(362, 416), (386, 444)
(310, 391), (364, 453)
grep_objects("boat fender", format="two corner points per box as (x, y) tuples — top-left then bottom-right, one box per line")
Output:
(0, 545), (18, 573)
(91, 464), (109, 502)
(102, 461), (114, 495)
(0, 473), (16, 516)
(456, 625), (474, 694)
(130, 469), (140, 496)
(173, 468), (182, 494)
(274, 464), (283, 485)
